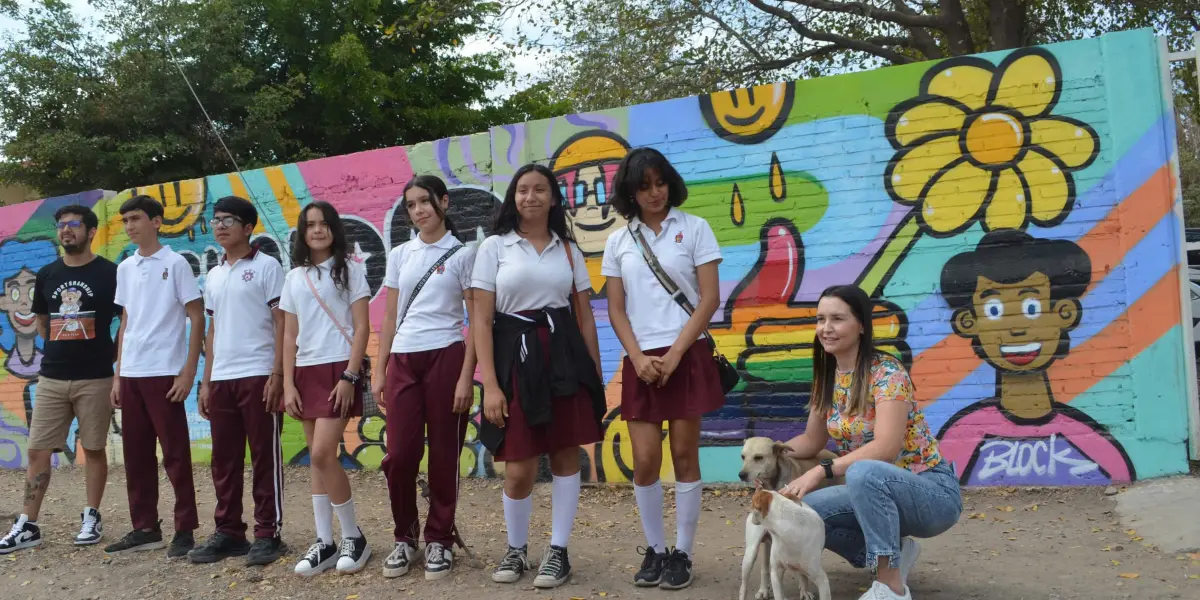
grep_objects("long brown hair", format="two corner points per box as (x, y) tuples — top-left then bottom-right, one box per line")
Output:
(809, 285), (878, 418)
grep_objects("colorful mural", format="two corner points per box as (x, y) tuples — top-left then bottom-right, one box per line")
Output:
(0, 29), (1193, 484)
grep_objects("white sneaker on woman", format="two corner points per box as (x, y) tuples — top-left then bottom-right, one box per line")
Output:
(858, 581), (912, 600)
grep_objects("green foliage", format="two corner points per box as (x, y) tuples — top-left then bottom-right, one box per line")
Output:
(0, 0), (564, 196)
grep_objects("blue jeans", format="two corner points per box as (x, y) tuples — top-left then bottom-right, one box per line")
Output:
(805, 459), (962, 570)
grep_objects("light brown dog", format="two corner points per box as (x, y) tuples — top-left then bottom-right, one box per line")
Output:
(738, 436), (845, 492)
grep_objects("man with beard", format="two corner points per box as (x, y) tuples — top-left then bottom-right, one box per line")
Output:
(0, 204), (119, 554)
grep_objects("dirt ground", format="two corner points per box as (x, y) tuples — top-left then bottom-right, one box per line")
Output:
(1, 466), (1198, 600)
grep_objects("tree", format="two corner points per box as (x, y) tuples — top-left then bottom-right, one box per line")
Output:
(506, 0), (1199, 114)
(0, 0), (565, 196)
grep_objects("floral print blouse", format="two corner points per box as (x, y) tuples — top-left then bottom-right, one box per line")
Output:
(825, 353), (943, 473)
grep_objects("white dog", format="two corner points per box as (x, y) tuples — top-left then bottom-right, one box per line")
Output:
(740, 489), (830, 600)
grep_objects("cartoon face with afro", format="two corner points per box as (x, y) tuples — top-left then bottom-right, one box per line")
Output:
(941, 229), (1091, 375)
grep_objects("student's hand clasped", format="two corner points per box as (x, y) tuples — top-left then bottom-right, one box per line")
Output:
(631, 353), (662, 385)
(330, 380), (355, 418)
(652, 349), (683, 387)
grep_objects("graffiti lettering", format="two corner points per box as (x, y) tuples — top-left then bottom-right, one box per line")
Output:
(976, 435), (1100, 481)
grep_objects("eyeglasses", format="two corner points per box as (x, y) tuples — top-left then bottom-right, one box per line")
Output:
(55, 220), (84, 230)
(209, 216), (244, 228)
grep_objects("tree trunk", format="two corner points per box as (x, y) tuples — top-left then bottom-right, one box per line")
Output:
(988, 0), (1026, 50)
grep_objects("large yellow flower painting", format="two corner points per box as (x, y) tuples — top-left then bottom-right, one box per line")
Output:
(884, 48), (1100, 236)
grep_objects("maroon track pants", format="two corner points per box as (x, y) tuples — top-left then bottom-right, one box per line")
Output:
(381, 343), (468, 546)
(209, 375), (284, 540)
(120, 376), (199, 532)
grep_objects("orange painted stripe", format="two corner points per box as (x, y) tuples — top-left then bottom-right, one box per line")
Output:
(1052, 267), (1181, 403)
(911, 164), (1175, 403)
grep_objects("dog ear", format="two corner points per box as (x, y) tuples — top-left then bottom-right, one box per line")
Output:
(772, 441), (791, 456)
(751, 489), (773, 516)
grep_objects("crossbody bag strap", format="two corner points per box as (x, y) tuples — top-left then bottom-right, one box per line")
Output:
(627, 223), (719, 349)
(397, 244), (464, 329)
(302, 267), (354, 348)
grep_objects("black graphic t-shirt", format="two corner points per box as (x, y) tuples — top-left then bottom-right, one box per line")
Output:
(31, 256), (119, 380)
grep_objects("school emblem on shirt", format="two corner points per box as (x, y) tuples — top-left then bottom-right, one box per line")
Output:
(675, 231), (684, 244)
(436, 264), (446, 275)
(162, 268), (169, 280)
(242, 269), (256, 282)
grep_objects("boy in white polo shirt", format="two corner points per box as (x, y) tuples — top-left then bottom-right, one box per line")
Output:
(103, 195), (205, 559)
(188, 196), (287, 567)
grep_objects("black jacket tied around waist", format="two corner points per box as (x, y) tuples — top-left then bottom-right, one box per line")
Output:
(478, 305), (606, 453)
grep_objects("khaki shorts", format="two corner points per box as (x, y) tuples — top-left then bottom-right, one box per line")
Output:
(28, 376), (114, 452)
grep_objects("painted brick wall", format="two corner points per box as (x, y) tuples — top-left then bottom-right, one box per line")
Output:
(0, 28), (1193, 485)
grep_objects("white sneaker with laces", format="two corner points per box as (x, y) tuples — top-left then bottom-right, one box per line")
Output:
(858, 580), (912, 600)
(75, 508), (103, 546)
(0, 515), (41, 555)
(382, 541), (415, 578)
(898, 537), (921, 586)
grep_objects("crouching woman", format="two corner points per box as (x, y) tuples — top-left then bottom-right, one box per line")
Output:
(780, 285), (962, 600)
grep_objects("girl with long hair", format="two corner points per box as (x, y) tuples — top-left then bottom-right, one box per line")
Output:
(601, 147), (723, 590)
(779, 285), (962, 600)
(471, 163), (605, 589)
(374, 175), (477, 581)
(279, 201), (373, 576)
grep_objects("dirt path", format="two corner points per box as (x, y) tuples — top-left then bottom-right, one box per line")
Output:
(1, 467), (1198, 599)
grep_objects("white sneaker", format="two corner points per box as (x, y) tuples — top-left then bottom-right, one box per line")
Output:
(382, 541), (415, 578)
(0, 515), (41, 554)
(898, 537), (921, 585)
(424, 542), (453, 581)
(858, 580), (912, 600)
(75, 508), (103, 546)
(335, 535), (371, 574)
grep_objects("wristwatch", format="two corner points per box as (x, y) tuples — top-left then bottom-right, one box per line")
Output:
(340, 370), (360, 385)
(820, 458), (835, 480)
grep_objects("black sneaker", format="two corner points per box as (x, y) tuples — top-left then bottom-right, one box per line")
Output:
(633, 546), (666, 587)
(532, 545), (571, 589)
(335, 534), (371, 574)
(491, 545), (529, 583)
(187, 531), (250, 564)
(0, 515), (41, 555)
(424, 542), (453, 581)
(75, 508), (103, 546)
(103, 523), (165, 554)
(246, 536), (287, 566)
(294, 540), (338, 577)
(659, 548), (693, 590)
(168, 529), (195, 559)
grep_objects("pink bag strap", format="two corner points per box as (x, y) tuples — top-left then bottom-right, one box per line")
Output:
(302, 267), (353, 347)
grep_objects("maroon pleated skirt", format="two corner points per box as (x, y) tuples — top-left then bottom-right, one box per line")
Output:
(493, 327), (602, 462)
(620, 339), (726, 422)
(294, 360), (364, 420)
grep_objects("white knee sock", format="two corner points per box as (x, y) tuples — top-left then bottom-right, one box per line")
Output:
(331, 497), (361, 540)
(312, 495), (334, 545)
(634, 480), (666, 554)
(550, 472), (581, 548)
(674, 479), (703, 556)
(503, 491), (533, 549)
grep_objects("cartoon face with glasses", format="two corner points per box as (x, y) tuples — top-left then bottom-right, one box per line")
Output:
(550, 131), (632, 255)
(0, 238), (59, 378)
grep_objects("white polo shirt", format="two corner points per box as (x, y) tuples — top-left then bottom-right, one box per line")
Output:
(383, 231), (475, 353)
(115, 245), (203, 377)
(278, 257), (371, 367)
(471, 231), (590, 314)
(601, 208), (722, 350)
(205, 249), (285, 381)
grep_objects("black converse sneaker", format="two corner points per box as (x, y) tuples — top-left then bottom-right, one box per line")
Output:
(187, 531), (250, 564)
(491, 545), (529, 583)
(335, 533), (371, 574)
(0, 515), (41, 554)
(382, 541), (415, 578)
(246, 536), (287, 566)
(103, 523), (165, 554)
(424, 542), (453, 581)
(294, 540), (338, 576)
(659, 547), (694, 590)
(75, 508), (102, 546)
(532, 545), (571, 589)
(633, 546), (666, 587)
(167, 529), (195, 559)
